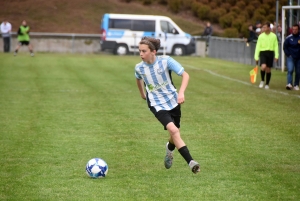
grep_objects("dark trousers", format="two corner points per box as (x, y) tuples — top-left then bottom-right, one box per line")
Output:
(3, 37), (10, 52)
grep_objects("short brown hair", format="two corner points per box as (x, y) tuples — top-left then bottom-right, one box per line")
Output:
(139, 37), (160, 51)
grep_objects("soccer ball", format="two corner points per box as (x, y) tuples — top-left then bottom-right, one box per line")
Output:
(85, 158), (108, 178)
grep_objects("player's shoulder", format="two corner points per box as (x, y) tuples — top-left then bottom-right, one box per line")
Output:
(157, 55), (170, 61)
(135, 61), (144, 69)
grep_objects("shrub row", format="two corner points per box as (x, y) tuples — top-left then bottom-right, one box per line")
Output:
(120, 0), (288, 38)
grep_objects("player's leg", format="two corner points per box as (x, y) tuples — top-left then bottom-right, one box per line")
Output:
(294, 59), (300, 90)
(286, 56), (294, 90)
(14, 42), (22, 56)
(259, 52), (267, 88)
(264, 51), (274, 89)
(166, 122), (200, 173)
(265, 67), (271, 89)
(28, 42), (34, 56)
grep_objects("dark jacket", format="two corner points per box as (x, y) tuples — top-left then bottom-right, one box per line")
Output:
(283, 34), (300, 59)
(247, 30), (258, 42)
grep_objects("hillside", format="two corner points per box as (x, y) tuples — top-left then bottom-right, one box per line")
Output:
(0, 0), (209, 36)
(0, 0), (291, 38)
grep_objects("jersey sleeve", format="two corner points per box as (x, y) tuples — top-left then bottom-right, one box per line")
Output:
(273, 34), (279, 59)
(135, 71), (142, 79)
(167, 57), (184, 75)
(254, 35), (261, 61)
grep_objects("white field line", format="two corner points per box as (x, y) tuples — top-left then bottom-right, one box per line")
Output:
(183, 64), (300, 99)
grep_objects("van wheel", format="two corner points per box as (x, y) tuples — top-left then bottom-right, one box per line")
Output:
(114, 44), (128, 55)
(172, 45), (186, 56)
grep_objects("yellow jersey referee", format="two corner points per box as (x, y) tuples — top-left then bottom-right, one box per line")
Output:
(254, 22), (279, 89)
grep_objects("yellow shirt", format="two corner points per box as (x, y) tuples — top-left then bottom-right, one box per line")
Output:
(254, 32), (279, 61)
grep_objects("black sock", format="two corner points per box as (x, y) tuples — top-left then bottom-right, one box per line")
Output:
(178, 146), (193, 164)
(15, 50), (18, 53)
(30, 50), (33, 53)
(266, 72), (271, 85)
(261, 70), (265, 81)
(167, 142), (175, 151)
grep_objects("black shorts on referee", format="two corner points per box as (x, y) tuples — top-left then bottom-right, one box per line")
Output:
(150, 104), (181, 130)
(259, 50), (275, 67)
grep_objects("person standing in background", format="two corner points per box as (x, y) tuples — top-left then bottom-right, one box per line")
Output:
(283, 24), (300, 90)
(254, 22), (279, 89)
(14, 20), (34, 56)
(202, 22), (213, 49)
(0, 19), (12, 52)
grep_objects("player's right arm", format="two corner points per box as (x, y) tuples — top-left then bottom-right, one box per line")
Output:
(136, 78), (146, 100)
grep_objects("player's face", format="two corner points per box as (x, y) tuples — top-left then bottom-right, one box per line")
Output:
(139, 44), (156, 64)
(292, 26), (299, 35)
(262, 25), (269, 33)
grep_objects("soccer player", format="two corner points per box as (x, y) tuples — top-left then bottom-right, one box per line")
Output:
(14, 20), (34, 56)
(254, 22), (279, 89)
(134, 37), (200, 174)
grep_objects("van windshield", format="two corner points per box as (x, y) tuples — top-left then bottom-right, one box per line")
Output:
(160, 21), (178, 34)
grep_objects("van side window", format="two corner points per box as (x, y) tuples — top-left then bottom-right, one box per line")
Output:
(160, 20), (178, 34)
(133, 20), (155, 32)
(109, 19), (155, 32)
(109, 19), (131, 29)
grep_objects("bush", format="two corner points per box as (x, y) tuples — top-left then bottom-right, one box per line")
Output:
(191, 1), (201, 16)
(168, 0), (181, 13)
(181, 0), (193, 10)
(245, 5), (255, 19)
(252, 12), (266, 24)
(221, 2), (231, 12)
(266, 14), (276, 23)
(240, 23), (250, 38)
(226, 0), (236, 6)
(232, 18), (245, 32)
(223, 28), (239, 38)
(236, 1), (246, 9)
(219, 13), (235, 28)
(157, 0), (168, 5)
(209, 8), (226, 23)
(230, 6), (241, 15)
(196, 4), (211, 20)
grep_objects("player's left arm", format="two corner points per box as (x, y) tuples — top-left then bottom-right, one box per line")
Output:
(178, 71), (189, 104)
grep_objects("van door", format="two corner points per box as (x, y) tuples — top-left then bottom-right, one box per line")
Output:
(158, 20), (183, 55)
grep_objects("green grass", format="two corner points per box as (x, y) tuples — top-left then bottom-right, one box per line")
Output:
(0, 53), (299, 201)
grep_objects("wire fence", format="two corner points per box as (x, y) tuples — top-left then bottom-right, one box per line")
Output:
(0, 32), (283, 69)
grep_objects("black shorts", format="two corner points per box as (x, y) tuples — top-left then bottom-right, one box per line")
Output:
(260, 51), (274, 67)
(150, 104), (181, 130)
(18, 41), (30, 46)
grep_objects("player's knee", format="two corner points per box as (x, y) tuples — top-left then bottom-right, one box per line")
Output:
(167, 123), (179, 136)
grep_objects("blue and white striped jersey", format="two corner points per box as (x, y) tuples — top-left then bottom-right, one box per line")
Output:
(135, 55), (184, 112)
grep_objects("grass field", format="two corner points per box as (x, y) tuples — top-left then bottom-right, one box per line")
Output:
(0, 53), (299, 201)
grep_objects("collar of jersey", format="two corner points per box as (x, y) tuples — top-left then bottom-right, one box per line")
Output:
(143, 57), (157, 67)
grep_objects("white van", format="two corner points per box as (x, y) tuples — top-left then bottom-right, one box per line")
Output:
(100, 13), (195, 56)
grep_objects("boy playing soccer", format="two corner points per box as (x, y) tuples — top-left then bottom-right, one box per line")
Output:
(134, 37), (200, 174)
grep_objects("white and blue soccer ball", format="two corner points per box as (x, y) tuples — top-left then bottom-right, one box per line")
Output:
(85, 158), (108, 178)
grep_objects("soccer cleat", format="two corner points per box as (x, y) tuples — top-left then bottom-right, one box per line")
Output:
(259, 81), (264, 88)
(164, 143), (173, 169)
(294, 85), (299, 91)
(13, 52), (17, 56)
(189, 160), (200, 174)
(264, 85), (269, 89)
(286, 83), (293, 90)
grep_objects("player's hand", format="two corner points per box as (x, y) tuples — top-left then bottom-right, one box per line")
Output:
(177, 93), (185, 104)
(255, 60), (259, 65)
(141, 94), (146, 100)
